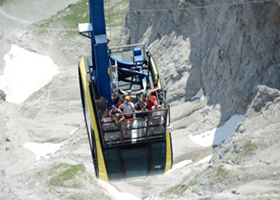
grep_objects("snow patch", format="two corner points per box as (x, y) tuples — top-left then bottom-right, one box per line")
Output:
(0, 45), (59, 104)
(23, 142), (62, 160)
(70, 126), (80, 135)
(166, 160), (192, 174)
(195, 154), (213, 166)
(98, 180), (141, 200)
(189, 115), (244, 147)
(191, 88), (204, 100)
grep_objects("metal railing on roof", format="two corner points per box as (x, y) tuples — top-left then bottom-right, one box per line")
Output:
(100, 108), (168, 147)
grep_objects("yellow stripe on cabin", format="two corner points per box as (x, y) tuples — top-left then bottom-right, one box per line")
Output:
(164, 132), (172, 173)
(150, 56), (161, 89)
(80, 57), (109, 181)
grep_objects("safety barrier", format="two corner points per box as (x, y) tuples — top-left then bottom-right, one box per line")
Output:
(100, 108), (168, 147)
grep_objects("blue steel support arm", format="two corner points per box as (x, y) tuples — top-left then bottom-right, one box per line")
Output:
(88, 0), (112, 103)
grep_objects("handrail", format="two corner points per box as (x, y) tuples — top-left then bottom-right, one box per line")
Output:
(100, 108), (168, 147)
(109, 43), (146, 61)
(109, 43), (145, 50)
(167, 105), (171, 127)
(102, 108), (168, 122)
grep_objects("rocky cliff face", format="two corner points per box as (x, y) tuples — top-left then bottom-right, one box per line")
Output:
(121, 0), (280, 122)
(118, 1), (280, 199)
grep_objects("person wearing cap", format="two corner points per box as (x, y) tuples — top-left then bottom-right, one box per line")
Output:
(118, 95), (135, 131)
(109, 105), (123, 123)
(119, 96), (135, 119)
(110, 105), (122, 115)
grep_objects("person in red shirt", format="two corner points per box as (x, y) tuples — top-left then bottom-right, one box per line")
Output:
(145, 92), (158, 110)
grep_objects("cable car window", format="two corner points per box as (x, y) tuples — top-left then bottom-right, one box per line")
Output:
(104, 149), (122, 180)
(150, 142), (166, 174)
(122, 148), (148, 178)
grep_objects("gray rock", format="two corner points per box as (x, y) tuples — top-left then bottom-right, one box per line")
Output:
(251, 85), (280, 112)
(122, 0), (280, 122)
(232, 188), (238, 194)
(0, 89), (6, 102)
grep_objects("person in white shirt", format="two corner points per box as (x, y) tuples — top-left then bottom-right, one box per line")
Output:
(118, 96), (135, 133)
(119, 96), (135, 120)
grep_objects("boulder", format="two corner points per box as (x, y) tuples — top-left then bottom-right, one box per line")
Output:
(0, 89), (6, 102)
(251, 85), (280, 112)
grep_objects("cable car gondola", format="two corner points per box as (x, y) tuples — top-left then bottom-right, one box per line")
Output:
(78, 0), (172, 181)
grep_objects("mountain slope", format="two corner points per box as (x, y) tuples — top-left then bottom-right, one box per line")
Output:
(120, 0), (280, 199)
(121, 0), (280, 123)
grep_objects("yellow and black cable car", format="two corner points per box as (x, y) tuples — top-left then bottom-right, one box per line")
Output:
(78, 0), (172, 181)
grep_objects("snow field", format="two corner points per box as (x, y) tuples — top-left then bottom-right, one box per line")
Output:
(0, 45), (59, 104)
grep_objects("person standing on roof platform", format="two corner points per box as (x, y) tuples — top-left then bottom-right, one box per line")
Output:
(150, 102), (164, 134)
(118, 96), (135, 132)
(137, 83), (160, 99)
(153, 82), (160, 93)
(145, 92), (158, 110)
(127, 90), (132, 99)
(101, 109), (114, 132)
(152, 102), (162, 116)
(113, 93), (123, 108)
(119, 96), (135, 121)
(95, 97), (108, 115)
(135, 97), (147, 118)
(134, 97), (148, 136)
(110, 105), (123, 124)
(110, 105), (122, 115)
(137, 84), (151, 99)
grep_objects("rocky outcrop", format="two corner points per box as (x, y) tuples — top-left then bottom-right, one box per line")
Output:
(236, 85), (280, 138)
(250, 85), (280, 112)
(119, 3), (280, 198)
(121, 0), (280, 122)
(156, 88), (280, 199)
(0, 89), (6, 102)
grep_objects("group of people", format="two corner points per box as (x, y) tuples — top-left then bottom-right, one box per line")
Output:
(98, 84), (166, 142)
(100, 83), (161, 126)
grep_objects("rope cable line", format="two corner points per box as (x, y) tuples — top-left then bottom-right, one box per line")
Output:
(27, 0), (277, 32)
(129, 0), (275, 13)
